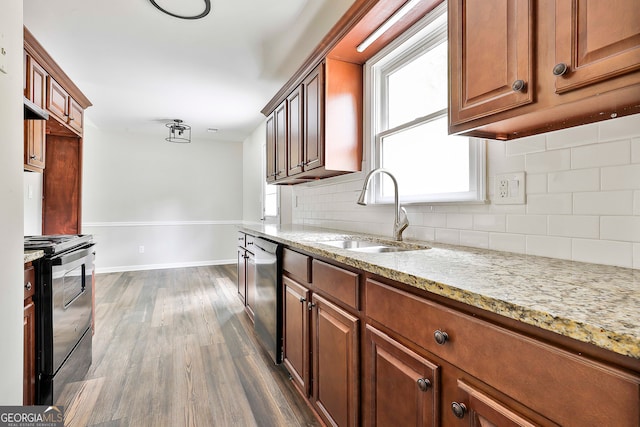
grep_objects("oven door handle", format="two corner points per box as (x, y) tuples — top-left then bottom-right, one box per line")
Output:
(51, 245), (95, 266)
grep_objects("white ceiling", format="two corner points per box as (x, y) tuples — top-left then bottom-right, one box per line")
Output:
(23, 0), (354, 141)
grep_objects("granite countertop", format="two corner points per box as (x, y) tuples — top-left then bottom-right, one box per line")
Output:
(24, 250), (44, 264)
(240, 224), (640, 361)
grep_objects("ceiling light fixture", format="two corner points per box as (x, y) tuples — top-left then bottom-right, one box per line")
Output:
(356, 0), (422, 53)
(148, 0), (211, 20)
(166, 119), (191, 143)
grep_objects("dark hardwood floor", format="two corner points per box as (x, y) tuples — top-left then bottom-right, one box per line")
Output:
(57, 265), (320, 427)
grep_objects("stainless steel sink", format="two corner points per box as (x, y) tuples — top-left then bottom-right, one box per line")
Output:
(321, 239), (429, 253)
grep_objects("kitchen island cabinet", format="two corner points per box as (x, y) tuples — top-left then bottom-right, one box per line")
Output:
(449, 0), (640, 140)
(237, 231), (256, 321)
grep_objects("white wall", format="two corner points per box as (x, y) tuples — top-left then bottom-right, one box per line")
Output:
(23, 171), (43, 235)
(242, 120), (266, 223)
(82, 125), (243, 272)
(291, 114), (640, 269)
(0, 0), (26, 404)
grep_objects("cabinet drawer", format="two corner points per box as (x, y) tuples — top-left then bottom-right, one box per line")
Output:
(312, 260), (359, 310)
(283, 248), (311, 283)
(24, 264), (35, 301)
(245, 234), (255, 251)
(237, 232), (246, 248)
(365, 278), (640, 427)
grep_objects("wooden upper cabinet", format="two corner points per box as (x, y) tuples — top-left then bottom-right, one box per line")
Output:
(24, 53), (48, 171)
(47, 76), (69, 121)
(68, 97), (84, 133)
(265, 113), (276, 183)
(287, 86), (304, 177)
(302, 63), (323, 172)
(449, 0), (640, 140)
(449, 0), (533, 126)
(554, 1), (640, 94)
(275, 101), (287, 181)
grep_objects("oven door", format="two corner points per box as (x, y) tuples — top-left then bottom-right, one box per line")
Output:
(47, 245), (94, 374)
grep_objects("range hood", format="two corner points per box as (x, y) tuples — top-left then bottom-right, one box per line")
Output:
(24, 97), (49, 120)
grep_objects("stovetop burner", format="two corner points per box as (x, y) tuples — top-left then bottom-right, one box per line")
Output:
(24, 234), (94, 255)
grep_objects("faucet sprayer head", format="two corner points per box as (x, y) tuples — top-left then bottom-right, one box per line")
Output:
(357, 191), (367, 206)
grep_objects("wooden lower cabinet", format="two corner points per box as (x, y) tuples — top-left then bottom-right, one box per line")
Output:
(364, 325), (440, 427)
(237, 232), (256, 321)
(311, 294), (359, 427)
(237, 248), (247, 304)
(282, 276), (310, 395)
(23, 262), (36, 405)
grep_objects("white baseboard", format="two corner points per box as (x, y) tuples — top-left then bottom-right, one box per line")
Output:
(96, 259), (236, 274)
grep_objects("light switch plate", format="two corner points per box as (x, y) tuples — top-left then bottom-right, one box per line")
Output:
(0, 33), (7, 74)
(494, 172), (526, 205)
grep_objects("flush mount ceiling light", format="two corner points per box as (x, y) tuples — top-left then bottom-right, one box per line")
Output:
(356, 0), (422, 53)
(148, 0), (211, 20)
(166, 119), (191, 143)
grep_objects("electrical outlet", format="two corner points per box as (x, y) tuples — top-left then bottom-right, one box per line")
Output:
(494, 172), (526, 205)
(138, 246), (145, 254)
(0, 33), (7, 74)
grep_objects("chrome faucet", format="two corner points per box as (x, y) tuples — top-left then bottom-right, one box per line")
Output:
(357, 168), (409, 241)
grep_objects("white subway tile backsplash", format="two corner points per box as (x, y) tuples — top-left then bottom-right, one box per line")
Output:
(446, 213), (473, 229)
(460, 230), (489, 248)
(600, 216), (640, 242)
(525, 149), (570, 173)
(601, 164), (640, 190)
(599, 114), (640, 142)
(573, 191), (634, 215)
(572, 239), (633, 268)
(548, 168), (599, 193)
(435, 228), (460, 245)
(525, 173), (547, 195)
(473, 214), (506, 232)
(526, 235), (572, 259)
(505, 134), (546, 156)
(526, 193), (573, 214)
(488, 233), (525, 253)
(293, 117), (640, 268)
(548, 215), (599, 238)
(507, 215), (547, 235)
(546, 121), (598, 149)
(572, 140), (630, 169)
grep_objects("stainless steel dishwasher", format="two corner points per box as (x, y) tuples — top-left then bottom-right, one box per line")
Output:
(252, 237), (282, 364)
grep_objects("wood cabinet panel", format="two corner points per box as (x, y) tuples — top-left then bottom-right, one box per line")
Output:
(449, 0), (533, 126)
(23, 262), (36, 406)
(43, 135), (81, 235)
(24, 53), (48, 171)
(303, 63), (323, 172)
(312, 259), (359, 310)
(287, 86), (304, 176)
(275, 101), (287, 181)
(365, 278), (640, 426)
(311, 294), (359, 427)
(364, 325), (439, 427)
(282, 248), (311, 284)
(282, 277), (310, 396)
(554, 0), (640, 94)
(47, 76), (69, 121)
(265, 113), (276, 183)
(68, 97), (84, 133)
(245, 250), (256, 322)
(237, 249), (247, 304)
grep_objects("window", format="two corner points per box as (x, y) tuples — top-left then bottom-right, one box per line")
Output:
(367, 2), (485, 204)
(262, 142), (279, 222)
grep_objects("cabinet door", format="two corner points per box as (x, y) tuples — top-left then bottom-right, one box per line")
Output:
(282, 276), (310, 396)
(47, 76), (69, 122)
(554, 1), (640, 94)
(287, 86), (304, 176)
(237, 249), (247, 304)
(24, 120), (46, 171)
(265, 113), (276, 183)
(449, 0), (533, 127)
(23, 299), (36, 405)
(303, 63), (323, 171)
(28, 55), (48, 109)
(311, 294), (359, 427)
(365, 326), (440, 427)
(245, 251), (256, 322)
(43, 135), (81, 234)
(449, 379), (556, 427)
(68, 97), (84, 133)
(274, 101), (287, 181)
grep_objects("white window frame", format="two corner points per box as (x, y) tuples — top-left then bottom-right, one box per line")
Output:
(364, 1), (486, 205)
